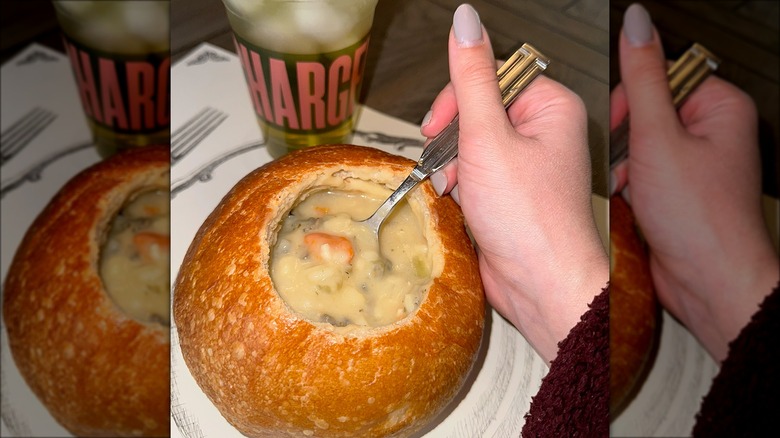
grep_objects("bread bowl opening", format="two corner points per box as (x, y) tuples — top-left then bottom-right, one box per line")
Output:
(100, 177), (170, 326)
(270, 175), (433, 328)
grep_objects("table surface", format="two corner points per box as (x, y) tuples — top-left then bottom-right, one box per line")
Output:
(1, 0), (612, 196)
(169, 0), (612, 196)
(2, 0), (779, 197)
(1, 1), (779, 436)
(610, 0), (779, 197)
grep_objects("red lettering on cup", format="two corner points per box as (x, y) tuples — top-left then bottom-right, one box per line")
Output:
(99, 58), (129, 130)
(327, 55), (351, 127)
(237, 40), (273, 121)
(157, 57), (171, 126)
(297, 62), (327, 130)
(234, 34), (370, 135)
(62, 36), (168, 135)
(64, 40), (102, 123)
(126, 61), (155, 130)
(269, 58), (299, 129)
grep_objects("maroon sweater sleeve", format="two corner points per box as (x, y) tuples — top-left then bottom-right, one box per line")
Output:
(693, 282), (780, 437)
(521, 285), (609, 437)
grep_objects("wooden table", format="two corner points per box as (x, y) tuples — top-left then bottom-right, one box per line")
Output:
(4, 1), (779, 197)
(171, 0), (611, 196)
(1, 0), (611, 196)
(610, 0), (779, 197)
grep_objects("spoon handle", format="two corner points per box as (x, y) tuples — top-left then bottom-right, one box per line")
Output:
(365, 43), (549, 233)
(609, 43), (720, 169)
(417, 115), (460, 175)
(418, 43), (550, 176)
(366, 168), (427, 232)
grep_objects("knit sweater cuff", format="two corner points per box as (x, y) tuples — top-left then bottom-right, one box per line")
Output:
(693, 282), (780, 437)
(521, 285), (609, 437)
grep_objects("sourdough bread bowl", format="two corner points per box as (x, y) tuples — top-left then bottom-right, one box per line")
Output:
(609, 194), (658, 415)
(2, 146), (170, 437)
(174, 144), (485, 437)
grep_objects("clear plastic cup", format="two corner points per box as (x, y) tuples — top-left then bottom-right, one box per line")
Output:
(52, 0), (171, 157)
(222, 0), (378, 158)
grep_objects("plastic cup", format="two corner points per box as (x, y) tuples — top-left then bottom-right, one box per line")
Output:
(52, 0), (171, 157)
(222, 0), (378, 158)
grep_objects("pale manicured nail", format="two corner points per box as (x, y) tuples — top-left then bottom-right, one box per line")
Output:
(430, 172), (447, 196)
(609, 171), (617, 196)
(624, 3), (653, 47)
(421, 110), (432, 130)
(453, 4), (483, 48)
(621, 186), (632, 205)
(450, 184), (460, 205)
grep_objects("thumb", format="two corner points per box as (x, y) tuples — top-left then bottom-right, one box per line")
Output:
(448, 4), (509, 142)
(619, 3), (680, 140)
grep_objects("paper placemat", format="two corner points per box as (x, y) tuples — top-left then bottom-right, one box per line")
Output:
(1, 43), (100, 438)
(2, 41), (722, 438)
(168, 42), (553, 438)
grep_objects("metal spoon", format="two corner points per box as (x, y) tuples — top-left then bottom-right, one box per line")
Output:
(361, 43), (550, 243)
(609, 42), (719, 169)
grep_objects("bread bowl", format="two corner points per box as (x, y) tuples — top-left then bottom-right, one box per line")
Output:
(609, 194), (658, 415)
(2, 146), (170, 436)
(174, 144), (485, 437)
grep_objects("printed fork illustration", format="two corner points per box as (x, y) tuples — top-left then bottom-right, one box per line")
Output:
(1, 107), (57, 165)
(171, 107), (228, 163)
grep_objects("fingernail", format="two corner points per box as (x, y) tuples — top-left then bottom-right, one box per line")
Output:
(609, 171), (617, 196)
(450, 184), (460, 205)
(621, 186), (632, 205)
(624, 3), (653, 47)
(430, 172), (447, 196)
(453, 4), (483, 48)
(421, 110), (432, 130)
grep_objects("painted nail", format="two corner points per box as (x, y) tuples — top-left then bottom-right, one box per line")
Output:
(450, 184), (460, 205)
(430, 172), (447, 196)
(621, 186), (632, 205)
(609, 170), (617, 196)
(453, 4), (483, 48)
(624, 3), (653, 47)
(421, 110), (432, 130)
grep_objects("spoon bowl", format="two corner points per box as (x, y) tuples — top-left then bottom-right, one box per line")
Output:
(359, 43), (550, 250)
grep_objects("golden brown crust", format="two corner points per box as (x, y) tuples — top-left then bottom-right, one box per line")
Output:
(174, 145), (485, 437)
(609, 194), (658, 415)
(3, 146), (170, 437)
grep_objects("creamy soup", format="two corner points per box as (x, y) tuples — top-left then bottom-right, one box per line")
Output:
(100, 183), (170, 325)
(271, 179), (432, 327)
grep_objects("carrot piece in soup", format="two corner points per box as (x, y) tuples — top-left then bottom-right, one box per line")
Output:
(133, 232), (170, 262)
(304, 232), (354, 264)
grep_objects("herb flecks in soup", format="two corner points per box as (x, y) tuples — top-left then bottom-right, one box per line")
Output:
(100, 186), (170, 325)
(271, 183), (431, 328)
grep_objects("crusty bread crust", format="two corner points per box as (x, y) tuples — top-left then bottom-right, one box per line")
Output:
(3, 146), (170, 437)
(174, 145), (485, 437)
(609, 194), (658, 416)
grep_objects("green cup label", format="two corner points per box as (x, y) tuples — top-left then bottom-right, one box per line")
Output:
(234, 34), (370, 135)
(62, 35), (170, 135)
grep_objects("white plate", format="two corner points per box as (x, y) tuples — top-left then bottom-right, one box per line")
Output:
(611, 311), (719, 436)
(1, 44), (98, 437)
(2, 42), (720, 437)
(167, 44), (552, 437)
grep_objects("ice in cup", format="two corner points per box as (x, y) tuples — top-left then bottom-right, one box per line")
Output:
(52, 0), (170, 157)
(223, 0), (378, 158)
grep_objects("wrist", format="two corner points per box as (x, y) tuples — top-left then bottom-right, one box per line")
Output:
(656, 239), (779, 363)
(710, 250), (779, 361)
(537, 244), (609, 351)
(486, 233), (609, 363)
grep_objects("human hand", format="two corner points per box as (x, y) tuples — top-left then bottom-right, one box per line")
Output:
(611, 3), (779, 362)
(421, 4), (609, 364)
